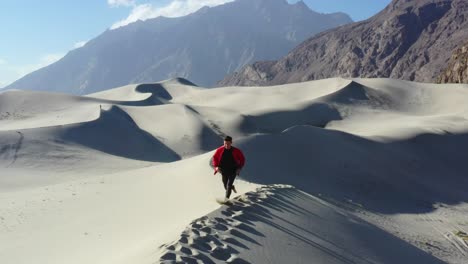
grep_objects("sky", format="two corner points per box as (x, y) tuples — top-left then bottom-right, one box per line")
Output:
(0, 0), (391, 88)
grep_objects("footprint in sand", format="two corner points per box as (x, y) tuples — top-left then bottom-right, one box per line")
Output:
(158, 186), (289, 263)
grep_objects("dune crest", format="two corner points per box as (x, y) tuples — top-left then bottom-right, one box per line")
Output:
(1, 77), (468, 264)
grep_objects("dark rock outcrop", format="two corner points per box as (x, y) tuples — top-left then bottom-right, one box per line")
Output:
(437, 41), (468, 83)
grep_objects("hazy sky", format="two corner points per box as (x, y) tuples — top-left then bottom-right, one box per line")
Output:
(0, 0), (391, 88)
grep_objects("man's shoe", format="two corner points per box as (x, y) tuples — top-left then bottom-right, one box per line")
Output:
(232, 185), (237, 193)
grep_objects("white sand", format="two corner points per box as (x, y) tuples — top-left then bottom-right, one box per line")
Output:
(1, 78), (467, 263)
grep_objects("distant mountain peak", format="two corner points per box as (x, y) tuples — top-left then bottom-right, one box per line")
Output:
(293, 0), (309, 9)
(197, 6), (210, 13)
(5, 0), (353, 94)
(236, 0), (295, 10)
(249, 0), (287, 4)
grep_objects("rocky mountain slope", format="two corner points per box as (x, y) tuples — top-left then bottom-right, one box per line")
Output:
(219, 0), (468, 86)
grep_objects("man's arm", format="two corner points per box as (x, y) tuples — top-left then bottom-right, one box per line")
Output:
(235, 148), (245, 175)
(237, 149), (245, 168)
(212, 148), (223, 174)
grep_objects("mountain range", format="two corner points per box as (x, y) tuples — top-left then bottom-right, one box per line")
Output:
(4, 0), (351, 94)
(219, 0), (468, 86)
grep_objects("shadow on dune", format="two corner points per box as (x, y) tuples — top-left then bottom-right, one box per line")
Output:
(87, 78), (198, 105)
(60, 106), (180, 162)
(199, 124), (223, 152)
(184, 105), (222, 152)
(84, 83), (174, 107)
(239, 81), (391, 134)
(135, 83), (172, 100)
(159, 185), (445, 264)
(317, 80), (389, 105)
(168, 77), (198, 87)
(240, 102), (341, 133)
(238, 125), (468, 215)
(122, 83), (172, 106)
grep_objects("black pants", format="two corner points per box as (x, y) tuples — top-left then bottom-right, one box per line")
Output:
(221, 171), (237, 199)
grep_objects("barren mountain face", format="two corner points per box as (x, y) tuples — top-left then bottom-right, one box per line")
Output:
(219, 0), (468, 86)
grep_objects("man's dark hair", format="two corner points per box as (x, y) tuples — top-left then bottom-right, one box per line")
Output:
(224, 136), (232, 142)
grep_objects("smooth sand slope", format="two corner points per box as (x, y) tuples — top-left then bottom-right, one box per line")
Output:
(1, 77), (467, 263)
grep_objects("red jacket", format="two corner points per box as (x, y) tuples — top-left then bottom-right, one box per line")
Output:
(212, 146), (245, 173)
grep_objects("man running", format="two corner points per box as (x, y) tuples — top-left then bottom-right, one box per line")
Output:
(212, 136), (245, 199)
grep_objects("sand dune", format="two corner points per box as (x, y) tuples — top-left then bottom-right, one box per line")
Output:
(1, 78), (468, 263)
(121, 104), (220, 158)
(0, 151), (259, 264)
(60, 105), (180, 162)
(160, 185), (444, 264)
(0, 90), (100, 131)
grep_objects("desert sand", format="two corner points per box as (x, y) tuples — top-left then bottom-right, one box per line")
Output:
(1, 78), (467, 263)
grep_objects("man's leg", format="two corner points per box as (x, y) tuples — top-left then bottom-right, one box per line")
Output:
(225, 173), (237, 199)
(222, 173), (229, 190)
